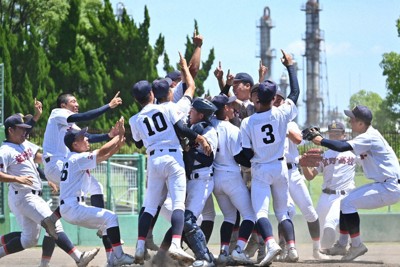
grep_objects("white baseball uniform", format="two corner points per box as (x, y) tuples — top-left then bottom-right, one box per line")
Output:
(240, 99), (297, 222)
(212, 119), (256, 224)
(42, 108), (103, 195)
(129, 103), (186, 216)
(285, 121), (318, 223)
(185, 124), (218, 218)
(341, 126), (400, 214)
(59, 150), (118, 232)
(314, 149), (357, 244)
(0, 140), (63, 249)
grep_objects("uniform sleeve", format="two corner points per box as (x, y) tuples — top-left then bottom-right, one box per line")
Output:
(204, 128), (218, 156)
(0, 148), (8, 172)
(240, 118), (252, 149)
(167, 105), (181, 125)
(52, 109), (72, 127)
(74, 151), (98, 171)
(280, 99), (298, 123)
(172, 82), (184, 103)
(346, 132), (371, 155)
(129, 116), (141, 142)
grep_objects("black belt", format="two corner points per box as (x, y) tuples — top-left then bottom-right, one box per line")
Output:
(189, 172), (213, 180)
(149, 149), (177, 156)
(322, 188), (346, 195)
(278, 157), (284, 161)
(15, 190), (42, 196)
(287, 163), (298, 170)
(60, 196), (85, 205)
(44, 157), (50, 163)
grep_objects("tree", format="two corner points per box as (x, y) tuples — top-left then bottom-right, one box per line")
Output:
(380, 17), (400, 114)
(349, 90), (396, 131)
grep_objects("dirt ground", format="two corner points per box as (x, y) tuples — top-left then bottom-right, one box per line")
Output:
(0, 242), (399, 267)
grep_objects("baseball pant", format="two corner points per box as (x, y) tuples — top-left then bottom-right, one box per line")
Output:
(9, 190), (63, 248)
(251, 160), (290, 222)
(213, 169), (256, 224)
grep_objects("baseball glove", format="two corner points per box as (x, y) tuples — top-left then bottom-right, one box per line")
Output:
(302, 126), (322, 141)
(299, 148), (323, 167)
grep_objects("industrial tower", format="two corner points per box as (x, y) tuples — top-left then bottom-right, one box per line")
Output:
(302, 0), (323, 126)
(258, 7), (274, 80)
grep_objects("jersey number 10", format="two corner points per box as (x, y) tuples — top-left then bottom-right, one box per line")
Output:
(143, 112), (168, 136)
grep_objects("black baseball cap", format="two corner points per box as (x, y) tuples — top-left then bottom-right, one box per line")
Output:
(64, 127), (88, 150)
(211, 94), (237, 110)
(233, 73), (254, 87)
(4, 114), (32, 130)
(131, 80), (152, 100)
(344, 105), (373, 124)
(257, 80), (277, 103)
(328, 121), (345, 131)
(152, 78), (172, 99)
(166, 70), (181, 81)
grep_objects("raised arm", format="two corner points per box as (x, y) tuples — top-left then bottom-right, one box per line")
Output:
(67, 92), (122, 123)
(214, 61), (225, 91)
(188, 29), (203, 79)
(280, 50), (299, 105)
(179, 51), (195, 100)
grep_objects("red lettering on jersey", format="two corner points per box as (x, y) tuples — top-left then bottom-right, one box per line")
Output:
(87, 153), (93, 160)
(360, 154), (367, 160)
(14, 148), (34, 163)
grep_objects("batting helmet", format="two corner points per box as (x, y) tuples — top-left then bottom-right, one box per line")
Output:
(192, 98), (217, 121)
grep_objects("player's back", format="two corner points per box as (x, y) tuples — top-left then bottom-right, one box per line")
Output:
(241, 101), (297, 164)
(212, 120), (241, 172)
(43, 108), (74, 157)
(129, 103), (181, 154)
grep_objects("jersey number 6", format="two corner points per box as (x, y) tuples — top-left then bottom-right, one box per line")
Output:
(60, 162), (69, 182)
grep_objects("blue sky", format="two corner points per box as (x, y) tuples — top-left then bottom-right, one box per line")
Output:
(110, 0), (399, 125)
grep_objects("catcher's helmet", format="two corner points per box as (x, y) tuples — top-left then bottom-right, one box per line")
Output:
(192, 98), (217, 121)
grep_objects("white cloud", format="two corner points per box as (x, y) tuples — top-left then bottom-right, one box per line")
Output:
(324, 41), (355, 56)
(285, 40), (305, 56)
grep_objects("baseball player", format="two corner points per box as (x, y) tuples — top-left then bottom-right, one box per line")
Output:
(137, 51), (198, 253)
(41, 92), (122, 241)
(272, 90), (326, 261)
(0, 114), (99, 267)
(59, 119), (134, 267)
(302, 121), (357, 251)
(181, 97), (218, 267)
(240, 50), (300, 266)
(210, 94), (256, 266)
(307, 105), (400, 261)
(153, 98), (218, 267)
(129, 80), (211, 265)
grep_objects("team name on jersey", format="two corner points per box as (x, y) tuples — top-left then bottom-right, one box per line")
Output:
(15, 148), (34, 163)
(322, 156), (355, 167)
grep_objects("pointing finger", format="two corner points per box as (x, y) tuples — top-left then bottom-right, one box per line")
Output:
(114, 91), (120, 98)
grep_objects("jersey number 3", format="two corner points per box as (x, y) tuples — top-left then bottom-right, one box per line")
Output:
(261, 124), (275, 144)
(143, 112), (168, 136)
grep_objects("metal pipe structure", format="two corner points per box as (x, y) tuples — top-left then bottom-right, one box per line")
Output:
(258, 7), (275, 80)
(302, 0), (323, 126)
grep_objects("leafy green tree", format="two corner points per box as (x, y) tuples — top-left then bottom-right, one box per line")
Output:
(349, 90), (396, 131)
(381, 17), (400, 114)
